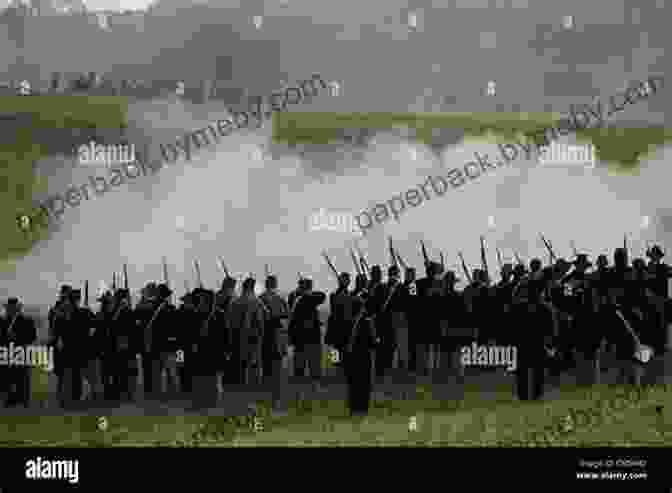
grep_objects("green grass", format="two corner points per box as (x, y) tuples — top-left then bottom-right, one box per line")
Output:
(272, 112), (672, 174)
(2, 382), (670, 447)
(0, 96), (129, 268)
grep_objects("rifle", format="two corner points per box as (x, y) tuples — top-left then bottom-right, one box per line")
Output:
(112, 272), (117, 291)
(123, 263), (129, 291)
(623, 234), (628, 252)
(388, 237), (399, 268)
(194, 259), (203, 288)
(540, 233), (557, 263)
(84, 280), (89, 307)
(350, 248), (362, 276)
(355, 245), (369, 274)
(458, 252), (473, 284)
(496, 248), (503, 270)
(514, 251), (523, 266)
(480, 236), (489, 280)
(420, 240), (430, 267)
(217, 257), (231, 278)
(161, 256), (170, 287)
(439, 252), (445, 270)
(322, 251), (339, 278)
(395, 249), (408, 271)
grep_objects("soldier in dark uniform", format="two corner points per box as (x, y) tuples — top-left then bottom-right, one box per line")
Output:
(325, 272), (354, 368)
(605, 248), (644, 385)
(176, 291), (197, 394)
(646, 245), (672, 353)
(564, 254), (601, 385)
(47, 285), (73, 400)
(288, 278), (326, 391)
(464, 269), (495, 346)
(374, 265), (404, 384)
(259, 275), (290, 411)
(439, 271), (469, 380)
(0, 298), (37, 407)
(511, 268), (553, 400)
(190, 287), (220, 409)
(494, 264), (515, 346)
(415, 261), (445, 376)
(402, 267), (419, 373)
(55, 289), (94, 408)
(344, 281), (377, 417)
(368, 265), (383, 294)
(214, 277), (237, 389)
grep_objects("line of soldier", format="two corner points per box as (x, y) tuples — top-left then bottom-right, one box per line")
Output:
(1, 239), (670, 417)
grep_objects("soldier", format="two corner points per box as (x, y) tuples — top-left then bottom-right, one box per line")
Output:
(229, 278), (266, 386)
(439, 271), (469, 380)
(415, 261), (445, 376)
(374, 265), (405, 384)
(0, 298), (37, 407)
(325, 272), (354, 368)
(511, 269), (554, 400)
(176, 291), (197, 394)
(646, 245), (672, 353)
(464, 269), (495, 346)
(136, 283), (175, 400)
(402, 267), (419, 373)
(214, 277), (237, 389)
(494, 264), (516, 346)
(368, 265), (383, 294)
(287, 278), (326, 392)
(47, 285), (72, 399)
(606, 248), (645, 385)
(190, 287), (220, 409)
(54, 289), (94, 408)
(344, 277), (377, 417)
(564, 254), (601, 385)
(259, 275), (290, 412)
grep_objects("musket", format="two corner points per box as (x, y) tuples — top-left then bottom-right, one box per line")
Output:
(439, 252), (445, 270)
(322, 251), (339, 278)
(420, 240), (430, 267)
(480, 236), (489, 279)
(388, 236), (399, 268)
(194, 259), (203, 288)
(355, 245), (369, 274)
(496, 247), (503, 270)
(112, 272), (117, 292)
(123, 263), (129, 291)
(395, 249), (408, 271)
(217, 257), (231, 278)
(540, 233), (557, 263)
(161, 256), (170, 288)
(514, 251), (523, 265)
(350, 248), (362, 276)
(458, 252), (473, 284)
(623, 234), (628, 252)
(84, 280), (89, 307)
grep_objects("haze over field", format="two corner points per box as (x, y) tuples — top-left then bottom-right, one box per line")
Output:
(0, 0), (670, 337)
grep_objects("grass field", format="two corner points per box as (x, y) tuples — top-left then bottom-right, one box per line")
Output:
(272, 112), (672, 172)
(2, 365), (671, 447)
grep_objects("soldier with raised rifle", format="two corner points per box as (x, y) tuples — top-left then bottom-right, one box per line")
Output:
(415, 261), (445, 376)
(0, 297), (37, 408)
(402, 267), (419, 374)
(374, 265), (405, 384)
(229, 277), (266, 386)
(215, 277), (238, 389)
(190, 287), (220, 408)
(325, 272), (355, 371)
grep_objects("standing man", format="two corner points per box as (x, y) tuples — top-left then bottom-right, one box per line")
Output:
(259, 275), (290, 413)
(415, 262), (445, 376)
(325, 272), (355, 369)
(374, 265), (404, 384)
(344, 281), (377, 417)
(215, 277), (237, 389)
(229, 278), (266, 386)
(47, 285), (73, 401)
(176, 290), (197, 395)
(0, 298), (37, 408)
(288, 278), (326, 392)
(190, 288), (220, 409)
(646, 245), (672, 354)
(402, 267), (419, 374)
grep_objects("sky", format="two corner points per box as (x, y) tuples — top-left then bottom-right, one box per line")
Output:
(0, 0), (155, 11)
